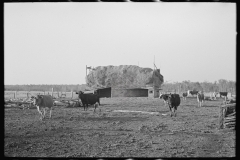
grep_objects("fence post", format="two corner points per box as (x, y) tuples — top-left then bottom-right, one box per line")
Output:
(71, 90), (73, 99)
(51, 88), (53, 97)
(15, 91), (17, 99)
(219, 105), (224, 129)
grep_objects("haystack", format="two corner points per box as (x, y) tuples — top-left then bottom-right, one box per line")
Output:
(86, 65), (164, 89)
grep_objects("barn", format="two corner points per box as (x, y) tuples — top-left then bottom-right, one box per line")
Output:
(111, 88), (148, 97)
(96, 87), (111, 98)
(94, 69), (163, 98)
(95, 87), (148, 98)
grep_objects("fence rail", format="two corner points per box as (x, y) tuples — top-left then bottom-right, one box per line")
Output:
(219, 103), (236, 129)
(4, 89), (78, 99)
(5, 90), (81, 108)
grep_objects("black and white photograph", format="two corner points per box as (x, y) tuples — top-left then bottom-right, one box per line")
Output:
(4, 2), (236, 157)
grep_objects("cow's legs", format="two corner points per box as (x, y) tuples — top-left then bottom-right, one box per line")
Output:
(43, 108), (46, 119)
(49, 107), (52, 118)
(94, 104), (96, 112)
(36, 106), (43, 120)
(173, 107), (177, 117)
(169, 107), (172, 117)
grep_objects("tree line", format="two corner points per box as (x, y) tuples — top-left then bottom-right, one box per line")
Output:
(4, 79), (235, 94)
(161, 79), (235, 94)
(4, 84), (87, 92)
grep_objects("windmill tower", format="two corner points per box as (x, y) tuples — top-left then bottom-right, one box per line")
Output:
(147, 56), (163, 98)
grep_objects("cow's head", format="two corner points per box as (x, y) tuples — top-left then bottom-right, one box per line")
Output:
(76, 91), (83, 94)
(166, 94), (173, 104)
(76, 91), (84, 97)
(31, 95), (44, 106)
(159, 93), (164, 99)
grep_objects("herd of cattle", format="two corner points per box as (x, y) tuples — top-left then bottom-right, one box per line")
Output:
(8, 90), (233, 120)
(158, 90), (231, 117)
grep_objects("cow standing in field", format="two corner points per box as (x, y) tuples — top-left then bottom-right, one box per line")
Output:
(187, 90), (199, 97)
(211, 92), (218, 100)
(159, 93), (170, 107)
(166, 93), (181, 117)
(31, 95), (54, 120)
(218, 92), (228, 99)
(76, 91), (100, 112)
(182, 92), (188, 100)
(197, 92), (204, 107)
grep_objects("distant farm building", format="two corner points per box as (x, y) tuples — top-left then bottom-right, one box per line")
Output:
(96, 87), (111, 98)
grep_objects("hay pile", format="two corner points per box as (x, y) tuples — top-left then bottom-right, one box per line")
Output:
(86, 65), (164, 89)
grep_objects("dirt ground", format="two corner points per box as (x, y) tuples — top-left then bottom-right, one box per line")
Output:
(4, 97), (235, 157)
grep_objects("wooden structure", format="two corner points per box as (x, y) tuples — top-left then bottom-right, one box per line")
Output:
(96, 87), (111, 98)
(219, 103), (236, 129)
(111, 88), (148, 97)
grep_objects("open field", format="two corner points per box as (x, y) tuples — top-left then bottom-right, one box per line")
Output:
(4, 97), (235, 157)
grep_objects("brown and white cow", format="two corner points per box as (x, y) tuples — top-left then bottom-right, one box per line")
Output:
(182, 92), (188, 100)
(211, 92), (218, 100)
(218, 92), (228, 98)
(159, 93), (170, 107)
(166, 93), (181, 117)
(187, 90), (199, 97)
(31, 95), (54, 120)
(197, 92), (204, 107)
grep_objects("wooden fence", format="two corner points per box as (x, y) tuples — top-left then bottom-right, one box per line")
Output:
(5, 89), (81, 108)
(4, 88), (77, 99)
(219, 103), (236, 129)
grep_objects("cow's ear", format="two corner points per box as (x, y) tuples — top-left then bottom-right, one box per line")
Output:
(39, 95), (44, 99)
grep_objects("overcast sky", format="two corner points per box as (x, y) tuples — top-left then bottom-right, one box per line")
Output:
(4, 3), (236, 85)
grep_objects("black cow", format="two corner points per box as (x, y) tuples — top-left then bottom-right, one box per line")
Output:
(187, 90), (199, 96)
(166, 93), (181, 117)
(218, 92), (228, 98)
(76, 91), (100, 112)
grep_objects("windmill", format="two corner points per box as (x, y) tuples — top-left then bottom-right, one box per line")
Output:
(86, 65), (96, 77)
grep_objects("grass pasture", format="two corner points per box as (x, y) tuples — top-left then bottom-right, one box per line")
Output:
(4, 97), (235, 157)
